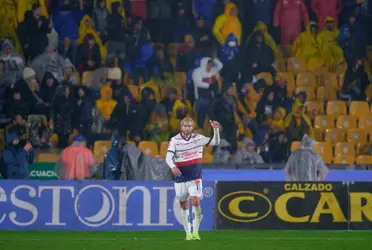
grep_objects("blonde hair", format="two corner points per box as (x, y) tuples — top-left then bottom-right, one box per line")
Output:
(180, 117), (194, 127)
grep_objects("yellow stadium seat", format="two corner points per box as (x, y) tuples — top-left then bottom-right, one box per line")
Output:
(36, 153), (60, 162)
(237, 141), (242, 149)
(347, 129), (368, 144)
(291, 141), (301, 152)
(318, 73), (338, 89)
(50, 133), (59, 147)
(256, 72), (273, 85)
(127, 141), (136, 146)
(314, 115), (335, 130)
(358, 116), (372, 129)
(365, 84), (372, 101)
(333, 155), (355, 164)
(202, 153), (213, 164)
(245, 128), (253, 139)
(174, 72), (187, 85)
(316, 86), (337, 101)
(338, 73), (345, 90)
(127, 85), (140, 101)
(93, 140), (111, 162)
(279, 44), (293, 58)
(325, 128), (346, 145)
(170, 56), (176, 68)
(331, 61), (347, 76)
(277, 72), (295, 98)
(326, 101), (347, 116)
(349, 101), (370, 117)
(313, 128), (324, 141)
(160, 142), (169, 157)
(336, 116), (357, 130)
(138, 141), (159, 157)
(305, 101), (324, 116)
(310, 66), (330, 76)
(335, 142), (356, 157)
(287, 58), (307, 74)
(356, 143), (369, 156)
(139, 83), (161, 103)
(356, 155), (372, 164)
(296, 72), (316, 88)
(167, 43), (181, 57)
(314, 142), (333, 164)
(205, 146), (213, 154)
(295, 87), (316, 101)
(82, 71), (93, 84)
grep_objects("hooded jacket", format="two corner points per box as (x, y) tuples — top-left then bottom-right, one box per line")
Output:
(192, 57), (223, 99)
(213, 2), (242, 45)
(219, 33), (239, 64)
(0, 40), (24, 86)
(96, 85), (117, 119)
(31, 51), (66, 83)
(103, 133), (124, 180)
(92, 1), (109, 33)
(107, 2), (127, 42)
(233, 138), (264, 164)
(246, 21), (277, 51)
(311, 0), (342, 29)
(53, 4), (85, 40)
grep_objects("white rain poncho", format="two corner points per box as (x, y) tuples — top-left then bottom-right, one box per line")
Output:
(285, 134), (329, 181)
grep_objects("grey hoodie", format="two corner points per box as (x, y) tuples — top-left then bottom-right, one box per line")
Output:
(233, 138), (265, 164)
(0, 40), (24, 87)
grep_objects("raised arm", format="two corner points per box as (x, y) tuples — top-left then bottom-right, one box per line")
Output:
(201, 120), (221, 146)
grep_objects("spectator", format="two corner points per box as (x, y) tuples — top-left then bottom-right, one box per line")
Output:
(0, 39), (24, 87)
(284, 104), (313, 143)
(192, 0), (217, 26)
(148, 0), (172, 43)
(96, 85), (117, 127)
(144, 104), (170, 143)
(5, 114), (29, 144)
(209, 84), (238, 152)
(292, 21), (325, 70)
(127, 19), (151, 55)
(285, 134), (328, 181)
(0, 13), (23, 56)
(291, 91), (307, 116)
(213, 139), (231, 163)
(150, 47), (175, 85)
(103, 133), (125, 180)
(317, 17), (345, 68)
(311, 0), (342, 29)
(176, 35), (199, 72)
(128, 43), (153, 85)
(107, 67), (127, 101)
(53, 0), (85, 64)
(270, 77), (289, 110)
(274, 0), (309, 45)
(192, 15), (213, 49)
(76, 34), (102, 75)
(130, 0), (148, 21)
(161, 88), (178, 115)
(106, 2), (127, 67)
(246, 21), (277, 52)
(61, 59), (78, 86)
(29, 116), (52, 148)
(268, 107), (287, 132)
(110, 90), (141, 142)
(73, 86), (93, 147)
(51, 85), (74, 148)
(192, 57), (223, 128)
(233, 138), (265, 164)
(5, 91), (30, 119)
(268, 130), (290, 163)
(341, 59), (369, 101)
(248, 0), (274, 28)
(219, 33), (239, 80)
(255, 89), (276, 126)
(17, 0), (48, 23)
(169, 99), (189, 134)
(213, 2), (242, 46)
(92, 0), (109, 41)
(56, 134), (99, 180)
(140, 87), (158, 130)
(173, 1), (192, 43)
(3, 133), (34, 180)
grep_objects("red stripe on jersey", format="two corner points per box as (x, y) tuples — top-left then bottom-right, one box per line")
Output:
(177, 145), (201, 152)
(176, 158), (202, 167)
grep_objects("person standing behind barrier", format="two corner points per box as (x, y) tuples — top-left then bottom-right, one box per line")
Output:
(285, 134), (329, 182)
(103, 133), (125, 180)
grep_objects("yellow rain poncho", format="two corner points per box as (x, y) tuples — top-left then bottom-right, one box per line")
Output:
(292, 21), (325, 70)
(213, 2), (242, 45)
(317, 17), (344, 68)
(17, 0), (48, 23)
(169, 100), (190, 133)
(0, 0), (18, 28)
(284, 104), (313, 138)
(96, 85), (117, 119)
(0, 12), (23, 55)
(78, 15), (107, 62)
(246, 21), (277, 52)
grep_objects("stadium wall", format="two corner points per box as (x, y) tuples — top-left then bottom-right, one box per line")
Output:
(0, 180), (371, 231)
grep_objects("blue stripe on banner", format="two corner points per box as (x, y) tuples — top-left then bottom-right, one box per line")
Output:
(0, 180), (215, 231)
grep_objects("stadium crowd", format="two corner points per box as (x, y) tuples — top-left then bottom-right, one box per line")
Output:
(1, 0), (372, 178)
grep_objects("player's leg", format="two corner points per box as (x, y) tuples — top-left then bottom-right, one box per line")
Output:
(189, 179), (203, 240)
(175, 182), (192, 240)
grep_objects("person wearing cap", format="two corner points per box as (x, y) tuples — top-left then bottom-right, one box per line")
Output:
(56, 134), (99, 180)
(103, 132), (126, 180)
(2, 133), (34, 179)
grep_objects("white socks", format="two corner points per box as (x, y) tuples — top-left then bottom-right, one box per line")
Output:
(180, 208), (191, 235)
(192, 206), (202, 234)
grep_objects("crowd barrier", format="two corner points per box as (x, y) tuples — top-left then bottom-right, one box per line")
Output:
(0, 180), (371, 231)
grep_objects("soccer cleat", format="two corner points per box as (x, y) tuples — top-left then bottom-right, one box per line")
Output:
(185, 234), (193, 241)
(192, 233), (201, 240)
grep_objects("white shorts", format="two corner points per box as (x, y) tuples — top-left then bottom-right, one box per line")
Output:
(174, 179), (203, 202)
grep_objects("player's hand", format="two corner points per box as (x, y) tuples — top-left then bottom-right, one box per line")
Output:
(171, 167), (182, 177)
(209, 120), (220, 129)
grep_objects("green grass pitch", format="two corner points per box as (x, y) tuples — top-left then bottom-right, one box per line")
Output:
(0, 231), (371, 250)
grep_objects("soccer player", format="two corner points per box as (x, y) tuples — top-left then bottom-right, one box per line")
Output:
(166, 117), (220, 241)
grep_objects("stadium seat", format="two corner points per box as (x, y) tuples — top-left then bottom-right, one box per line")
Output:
(331, 61), (347, 76)
(334, 142), (356, 157)
(205, 146), (213, 154)
(326, 101), (347, 116)
(336, 116), (357, 130)
(138, 141), (159, 157)
(356, 143), (369, 156)
(313, 128), (324, 141)
(93, 140), (111, 163)
(350, 101), (370, 117)
(202, 153), (213, 163)
(279, 44), (293, 58)
(127, 141), (136, 146)
(139, 83), (161, 103)
(358, 116), (372, 129)
(314, 142), (333, 164)
(338, 73), (345, 89)
(316, 86), (337, 101)
(318, 73), (338, 89)
(36, 153), (60, 162)
(50, 133), (58, 147)
(296, 72), (317, 88)
(356, 155), (372, 164)
(325, 128), (346, 145)
(82, 71), (93, 84)
(287, 57), (307, 74)
(167, 43), (180, 57)
(295, 87), (316, 101)
(277, 72), (295, 98)
(256, 72), (273, 85)
(160, 142), (169, 157)
(305, 101), (324, 116)
(310, 66), (330, 77)
(347, 129), (368, 144)
(245, 128), (253, 139)
(333, 155), (355, 164)
(127, 85), (140, 101)
(314, 115), (335, 130)
(237, 141), (242, 149)
(291, 141), (301, 152)
(174, 72), (187, 85)
(365, 84), (372, 101)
